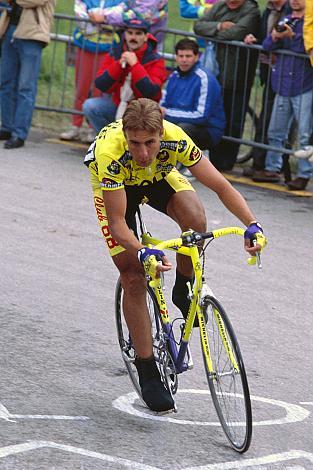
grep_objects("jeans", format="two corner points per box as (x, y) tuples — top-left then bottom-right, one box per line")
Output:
(265, 90), (313, 179)
(0, 25), (43, 140)
(83, 93), (117, 133)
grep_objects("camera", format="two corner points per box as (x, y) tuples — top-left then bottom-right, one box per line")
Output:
(276, 17), (299, 33)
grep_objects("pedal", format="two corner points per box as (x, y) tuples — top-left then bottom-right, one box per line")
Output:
(122, 350), (135, 363)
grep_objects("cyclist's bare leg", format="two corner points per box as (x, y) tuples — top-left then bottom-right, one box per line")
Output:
(167, 190), (206, 277)
(113, 250), (175, 412)
(113, 250), (153, 359)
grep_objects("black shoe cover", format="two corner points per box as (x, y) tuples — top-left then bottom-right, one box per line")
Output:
(141, 376), (175, 412)
(135, 356), (174, 412)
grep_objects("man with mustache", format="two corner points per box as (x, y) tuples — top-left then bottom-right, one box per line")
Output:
(83, 17), (167, 133)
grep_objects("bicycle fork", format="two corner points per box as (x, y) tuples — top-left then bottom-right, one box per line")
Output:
(200, 299), (240, 380)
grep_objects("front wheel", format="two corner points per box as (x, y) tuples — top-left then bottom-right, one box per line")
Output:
(200, 296), (252, 453)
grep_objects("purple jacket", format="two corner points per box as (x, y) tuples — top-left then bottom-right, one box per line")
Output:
(262, 15), (313, 96)
(103, 1), (168, 39)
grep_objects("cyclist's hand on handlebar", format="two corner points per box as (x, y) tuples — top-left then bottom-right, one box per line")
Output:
(244, 222), (267, 255)
(138, 247), (172, 278)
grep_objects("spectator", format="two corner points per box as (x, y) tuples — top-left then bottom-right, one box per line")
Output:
(85, 1), (168, 49)
(0, 2), (8, 84)
(292, 0), (313, 161)
(83, 18), (167, 133)
(252, 0), (313, 191)
(180, 0), (217, 23)
(243, 0), (292, 177)
(0, 0), (56, 149)
(160, 38), (225, 164)
(194, 0), (261, 172)
(60, 0), (118, 144)
(180, 0), (220, 74)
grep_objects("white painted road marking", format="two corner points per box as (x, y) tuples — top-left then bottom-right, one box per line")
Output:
(186, 451), (313, 469)
(112, 389), (310, 426)
(0, 442), (312, 469)
(0, 403), (89, 422)
(286, 466), (306, 470)
(0, 441), (159, 469)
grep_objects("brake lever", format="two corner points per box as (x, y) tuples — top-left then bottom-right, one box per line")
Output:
(253, 239), (262, 269)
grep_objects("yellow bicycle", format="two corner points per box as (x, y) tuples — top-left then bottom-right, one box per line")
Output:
(115, 208), (265, 453)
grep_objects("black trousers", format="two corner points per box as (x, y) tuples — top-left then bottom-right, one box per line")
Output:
(209, 88), (250, 171)
(250, 84), (276, 171)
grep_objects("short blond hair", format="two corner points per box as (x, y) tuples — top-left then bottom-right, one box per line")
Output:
(122, 98), (163, 134)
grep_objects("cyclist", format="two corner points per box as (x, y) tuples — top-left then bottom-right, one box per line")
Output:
(84, 97), (265, 413)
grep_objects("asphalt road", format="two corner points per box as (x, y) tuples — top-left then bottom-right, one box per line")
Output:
(1, 130), (313, 469)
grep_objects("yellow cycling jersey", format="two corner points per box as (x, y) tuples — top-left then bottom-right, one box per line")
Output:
(84, 119), (202, 191)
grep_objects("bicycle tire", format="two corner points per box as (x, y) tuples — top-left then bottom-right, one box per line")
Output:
(236, 106), (258, 164)
(201, 296), (252, 453)
(115, 279), (164, 399)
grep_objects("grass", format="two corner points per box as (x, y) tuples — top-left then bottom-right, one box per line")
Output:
(34, 1), (267, 131)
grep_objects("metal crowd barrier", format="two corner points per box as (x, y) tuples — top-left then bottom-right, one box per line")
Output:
(16, 13), (312, 157)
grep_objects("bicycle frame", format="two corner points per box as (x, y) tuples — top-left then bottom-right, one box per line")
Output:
(140, 224), (247, 376)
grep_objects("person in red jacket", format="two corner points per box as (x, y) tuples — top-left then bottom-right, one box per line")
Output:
(83, 18), (167, 132)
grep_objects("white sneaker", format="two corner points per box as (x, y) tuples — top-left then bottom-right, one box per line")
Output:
(81, 128), (96, 144)
(60, 126), (80, 141)
(294, 145), (313, 160)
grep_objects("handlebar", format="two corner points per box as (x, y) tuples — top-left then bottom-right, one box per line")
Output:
(143, 227), (266, 271)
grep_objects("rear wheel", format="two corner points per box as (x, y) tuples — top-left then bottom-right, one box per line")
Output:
(201, 296), (252, 453)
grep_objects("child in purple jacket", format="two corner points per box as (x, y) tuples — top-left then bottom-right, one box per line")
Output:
(88, 1), (168, 47)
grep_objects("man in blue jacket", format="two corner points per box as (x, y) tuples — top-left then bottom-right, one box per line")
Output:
(160, 38), (225, 174)
(253, 0), (313, 190)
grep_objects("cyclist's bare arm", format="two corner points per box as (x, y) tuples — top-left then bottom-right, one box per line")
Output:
(102, 188), (172, 271)
(189, 158), (261, 254)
